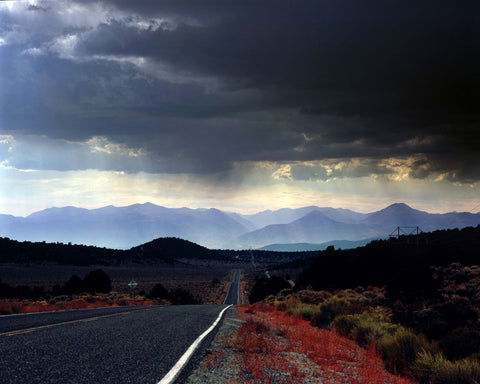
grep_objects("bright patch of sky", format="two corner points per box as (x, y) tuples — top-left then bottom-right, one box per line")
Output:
(1, 160), (479, 217)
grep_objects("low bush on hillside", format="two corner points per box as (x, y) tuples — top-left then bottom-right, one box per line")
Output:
(333, 313), (438, 375)
(286, 302), (320, 322)
(334, 313), (396, 345)
(415, 352), (480, 384)
(311, 296), (351, 327)
(295, 289), (333, 304)
(272, 288), (386, 328)
(379, 328), (438, 375)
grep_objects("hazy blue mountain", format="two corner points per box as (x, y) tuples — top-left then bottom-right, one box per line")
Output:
(258, 238), (378, 252)
(0, 203), (251, 249)
(362, 203), (431, 227)
(361, 203), (480, 233)
(238, 211), (380, 248)
(224, 212), (258, 232)
(27, 206), (91, 221)
(243, 206), (366, 228)
(0, 214), (20, 224)
(1, 202), (479, 251)
(313, 207), (368, 223)
(238, 203), (480, 249)
(0, 214), (22, 237)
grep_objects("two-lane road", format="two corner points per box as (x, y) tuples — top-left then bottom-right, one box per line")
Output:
(0, 305), (231, 384)
(223, 269), (241, 305)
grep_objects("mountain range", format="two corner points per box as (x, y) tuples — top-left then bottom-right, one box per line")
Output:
(1, 202), (479, 250)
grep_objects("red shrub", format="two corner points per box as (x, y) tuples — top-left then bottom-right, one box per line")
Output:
(236, 304), (415, 384)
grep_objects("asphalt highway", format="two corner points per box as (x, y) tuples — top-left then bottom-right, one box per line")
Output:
(0, 306), (148, 335)
(0, 304), (232, 384)
(223, 269), (241, 305)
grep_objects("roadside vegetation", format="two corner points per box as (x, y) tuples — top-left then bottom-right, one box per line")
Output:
(203, 303), (413, 383)
(265, 287), (480, 383)
(0, 269), (211, 315)
(247, 226), (480, 383)
(0, 293), (159, 315)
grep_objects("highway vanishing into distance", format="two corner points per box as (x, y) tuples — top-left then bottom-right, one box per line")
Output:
(223, 269), (241, 306)
(0, 271), (242, 384)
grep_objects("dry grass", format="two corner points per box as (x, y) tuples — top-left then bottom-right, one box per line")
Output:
(0, 293), (162, 315)
(232, 303), (415, 384)
(415, 352), (480, 384)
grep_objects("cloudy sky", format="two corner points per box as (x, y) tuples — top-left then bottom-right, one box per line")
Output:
(0, 0), (479, 216)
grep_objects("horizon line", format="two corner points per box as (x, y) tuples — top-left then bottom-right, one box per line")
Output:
(3, 201), (480, 218)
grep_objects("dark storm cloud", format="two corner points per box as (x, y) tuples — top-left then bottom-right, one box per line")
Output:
(77, 1), (480, 149)
(0, 0), (479, 181)
(77, 1), (479, 109)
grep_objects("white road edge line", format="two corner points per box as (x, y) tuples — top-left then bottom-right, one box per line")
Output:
(157, 305), (233, 384)
(223, 280), (232, 305)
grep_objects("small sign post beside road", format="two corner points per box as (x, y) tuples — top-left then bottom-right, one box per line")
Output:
(128, 280), (138, 302)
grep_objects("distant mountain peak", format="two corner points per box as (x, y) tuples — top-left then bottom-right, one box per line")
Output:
(384, 203), (414, 211)
(362, 202), (433, 228)
(379, 203), (432, 216)
(129, 202), (158, 208)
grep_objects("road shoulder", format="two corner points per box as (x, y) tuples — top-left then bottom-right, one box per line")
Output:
(184, 306), (243, 384)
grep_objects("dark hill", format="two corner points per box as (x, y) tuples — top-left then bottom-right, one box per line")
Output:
(0, 236), (223, 266)
(298, 225), (480, 292)
(0, 237), (125, 266)
(130, 237), (222, 262)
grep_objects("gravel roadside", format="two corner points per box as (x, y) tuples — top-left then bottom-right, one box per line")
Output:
(184, 307), (243, 384)
(184, 305), (323, 384)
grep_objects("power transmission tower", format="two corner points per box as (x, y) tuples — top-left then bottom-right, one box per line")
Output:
(389, 226), (423, 252)
(389, 226), (421, 239)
